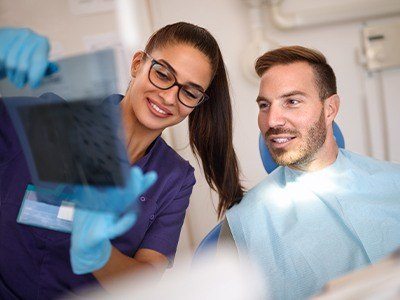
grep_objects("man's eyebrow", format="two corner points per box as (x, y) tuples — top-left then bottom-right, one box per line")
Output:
(256, 96), (269, 103)
(159, 59), (205, 92)
(280, 90), (308, 98)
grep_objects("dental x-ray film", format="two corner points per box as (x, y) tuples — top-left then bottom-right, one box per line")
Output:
(1, 48), (134, 213)
(4, 95), (130, 185)
(4, 95), (131, 211)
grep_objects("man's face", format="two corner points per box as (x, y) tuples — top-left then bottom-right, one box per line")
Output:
(257, 62), (328, 169)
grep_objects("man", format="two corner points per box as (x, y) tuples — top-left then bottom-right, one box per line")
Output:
(225, 46), (400, 299)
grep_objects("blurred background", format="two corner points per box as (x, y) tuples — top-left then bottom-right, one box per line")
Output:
(1, 0), (400, 269)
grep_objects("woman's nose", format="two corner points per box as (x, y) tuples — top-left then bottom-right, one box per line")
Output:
(158, 85), (179, 105)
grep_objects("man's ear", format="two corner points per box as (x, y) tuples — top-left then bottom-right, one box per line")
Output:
(130, 51), (145, 78)
(324, 94), (340, 124)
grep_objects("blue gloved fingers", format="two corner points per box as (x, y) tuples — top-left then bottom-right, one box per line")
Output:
(28, 35), (50, 88)
(0, 28), (53, 88)
(72, 208), (115, 246)
(13, 34), (39, 89)
(5, 28), (31, 85)
(70, 210), (133, 274)
(65, 167), (157, 212)
(106, 212), (137, 240)
(70, 209), (115, 274)
(129, 166), (158, 198)
(143, 171), (158, 191)
(69, 185), (111, 212)
(70, 240), (112, 275)
(0, 28), (20, 56)
(69, 173), (147, 274)
(0, 28), (19, 78)
(0, 64), (5, 79)
(73, 185), (104, 211)
(45, 62), (59, 76)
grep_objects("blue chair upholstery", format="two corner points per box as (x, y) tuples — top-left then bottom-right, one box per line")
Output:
(194, 122), (345, 260)
(192, 222), (223, 262)
(259, 121), (345, 173)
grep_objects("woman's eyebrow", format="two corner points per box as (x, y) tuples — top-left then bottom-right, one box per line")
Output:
(159, 58), (205, 91)
(187, 82), (205, 91)
(158, 59), (177, 76)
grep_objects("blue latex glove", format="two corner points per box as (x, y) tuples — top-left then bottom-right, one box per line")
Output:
(70, 166), (157, 275)
(0, 27), (58, 89)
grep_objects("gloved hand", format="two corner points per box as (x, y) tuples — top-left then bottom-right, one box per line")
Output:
(0, 27), (58, 89)
(70, 166), (157, 275)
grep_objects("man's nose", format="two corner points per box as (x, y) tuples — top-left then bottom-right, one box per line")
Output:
(267, 105), (286, 128)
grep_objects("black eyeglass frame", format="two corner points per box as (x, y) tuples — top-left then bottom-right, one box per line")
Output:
(143, 52), (209, 108)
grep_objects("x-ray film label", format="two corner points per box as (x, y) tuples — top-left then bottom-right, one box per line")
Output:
(17, 185), (73, 233)
(57, 202), (75, 221)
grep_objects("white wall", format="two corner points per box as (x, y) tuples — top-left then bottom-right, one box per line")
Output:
(0, 0), (119, 57)
(1, 0), (399, 268)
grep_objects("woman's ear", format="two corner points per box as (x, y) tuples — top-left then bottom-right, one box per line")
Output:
(130, 51), (145, 78)
(324, 94), (340, 124)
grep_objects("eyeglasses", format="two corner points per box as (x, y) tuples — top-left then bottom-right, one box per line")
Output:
(143, 52), (209, 108)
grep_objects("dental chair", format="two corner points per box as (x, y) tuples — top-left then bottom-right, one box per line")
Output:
(193, 122), (345, 261)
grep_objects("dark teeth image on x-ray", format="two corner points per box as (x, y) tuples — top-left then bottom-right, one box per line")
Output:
(18, 99), (128, 186)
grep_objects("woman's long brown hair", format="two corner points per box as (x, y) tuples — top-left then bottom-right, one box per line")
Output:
(144, 22), (244, 218)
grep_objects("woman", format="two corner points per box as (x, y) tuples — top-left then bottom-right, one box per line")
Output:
(0, 22), (244, 298)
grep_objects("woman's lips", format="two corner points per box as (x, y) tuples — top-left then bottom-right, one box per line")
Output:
(146, 98), (172, 118)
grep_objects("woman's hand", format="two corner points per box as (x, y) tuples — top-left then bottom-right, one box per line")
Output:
(70, 166), (157, 274)
(0, 27), (58, 89)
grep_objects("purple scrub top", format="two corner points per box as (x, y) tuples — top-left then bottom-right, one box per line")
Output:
(0, 94), (195, 299)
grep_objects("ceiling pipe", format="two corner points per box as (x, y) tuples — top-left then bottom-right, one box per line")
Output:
(115, 0), (154, 51)
(241, 0), (279, 84)
(270, 0), (400, 30)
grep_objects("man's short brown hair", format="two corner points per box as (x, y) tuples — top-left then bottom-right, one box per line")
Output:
(255, 46), (337, 100)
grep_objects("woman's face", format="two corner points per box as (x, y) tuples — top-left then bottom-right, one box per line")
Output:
(127, 43), (213, 132)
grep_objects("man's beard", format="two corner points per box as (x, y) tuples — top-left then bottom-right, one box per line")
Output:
(266, 109), (327, 168)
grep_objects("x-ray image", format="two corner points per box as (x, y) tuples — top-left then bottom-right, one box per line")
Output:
(5, 96), (130, 188)
(1, 49), (132, 214)
(17, 99), (129, 186)
(4, 95), (131, 214)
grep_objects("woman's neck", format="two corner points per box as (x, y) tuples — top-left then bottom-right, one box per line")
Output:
(120, 95), (161, 164)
